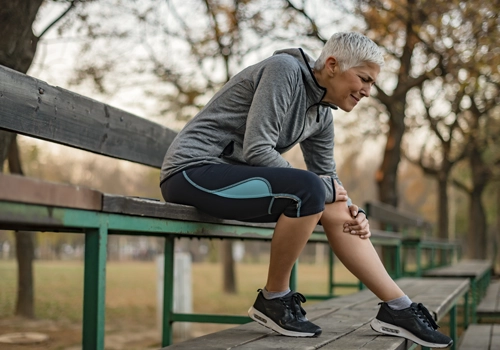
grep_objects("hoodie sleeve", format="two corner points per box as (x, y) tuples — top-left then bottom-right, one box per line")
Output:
(242, 57), (298, 168)
(300, 109), (352, 205)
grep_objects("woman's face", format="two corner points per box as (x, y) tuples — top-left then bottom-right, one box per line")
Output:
(317, 57), (380, 112)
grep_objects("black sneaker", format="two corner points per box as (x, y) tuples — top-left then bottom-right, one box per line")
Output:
(248, 289), (322, 337)
(370, 302), (453, 348)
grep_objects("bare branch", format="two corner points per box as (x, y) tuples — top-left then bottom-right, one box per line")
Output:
(284, 0), (327, 43)
(452, 178), (471, 194)
(39, 1), (77, 39)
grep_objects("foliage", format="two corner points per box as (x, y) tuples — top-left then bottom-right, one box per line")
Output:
(53, 0), (345, 123)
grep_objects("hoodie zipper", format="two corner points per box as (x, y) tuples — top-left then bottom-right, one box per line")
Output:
(280, 49), (337, 150)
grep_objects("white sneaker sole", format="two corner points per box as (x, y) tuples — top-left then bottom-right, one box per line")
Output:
(370, 318), (452, 348)
(248, 306), (319, 337)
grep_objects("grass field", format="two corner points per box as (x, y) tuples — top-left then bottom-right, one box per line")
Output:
(0, 259), (358, 349)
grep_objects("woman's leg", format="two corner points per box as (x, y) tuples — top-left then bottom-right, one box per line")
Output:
(320, 201), (404, 301)
(265, 212), (323, 292)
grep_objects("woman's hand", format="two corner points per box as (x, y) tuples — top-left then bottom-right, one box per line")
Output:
(344, 204), (371, 239)
(333, 179), (348, 202)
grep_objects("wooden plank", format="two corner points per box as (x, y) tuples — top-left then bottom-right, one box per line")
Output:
(234, 308), (378, 350)
(477, 280), (500, 314)
(102, 194), (276, 228)
(0, 65), (177, 168)
(349, 278), (432, 312)
(365, 201), (432, 230)
(102, 194), (284, 241)
(423, 260), (492, 279)
(102, 195), (403, 244)
(162, 289), (380, 349)
(411, 278), (469, 320)
(0, 173), (102, 210)
(350, 278), (469, 321)
(458, 324), (492, 350)
(320, 324), (409, 350)
(492, 324), (500, 349)
(162, 278), (466, 349)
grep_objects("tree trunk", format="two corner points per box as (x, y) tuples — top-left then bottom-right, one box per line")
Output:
(496, 186), (500, 273)
(14, 231), (35, 318)
(221, 240), (237, 294)
(0, 131), (15, 168)
(468, 188), (487, 259)
(0, 0), (43, 73)
(467, 147), (489, 259)
(8, 135), (36, 318)
(437, 175), (449, 240)
(1, 0), (75, 320)
(376, 102), (406, 208)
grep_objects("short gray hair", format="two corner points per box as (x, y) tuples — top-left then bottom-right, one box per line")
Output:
(314, 32), (384, 72)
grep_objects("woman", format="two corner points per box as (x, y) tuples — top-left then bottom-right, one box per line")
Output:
(160, 32), (452, 348)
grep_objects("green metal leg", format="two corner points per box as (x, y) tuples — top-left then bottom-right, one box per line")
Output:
(162, 237), (175, 347)
(416, 245), (422, 277)
(450, 305), (457, 350)
(430, 248), (435, 268)
(402, 246), (407, 276)
(289, 260), (298, 291)
(382, 246), (396, 278)
(395, 243), (402, 278)
(328, 250), (334, 296)
(82, 225), (108, 350)
(464, 291), (469, 329)
(358, 280), (365, 290)
(471, 279), (478, 324)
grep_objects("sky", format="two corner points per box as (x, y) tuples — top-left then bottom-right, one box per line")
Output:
(22, 0), (394, 192)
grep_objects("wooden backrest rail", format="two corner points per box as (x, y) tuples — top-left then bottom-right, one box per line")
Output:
(0, 65), (176, 168)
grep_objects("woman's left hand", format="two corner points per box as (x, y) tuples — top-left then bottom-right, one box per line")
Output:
(344, 204), (371, 239)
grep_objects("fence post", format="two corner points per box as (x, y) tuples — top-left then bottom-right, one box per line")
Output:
(159, 238), (194, 346)
(82, 224), (108, 350)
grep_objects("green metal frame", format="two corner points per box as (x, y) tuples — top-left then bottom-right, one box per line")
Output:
(0, 200), (463, 348)
(468, 270), (492, 324)
(0, 201), (338, 347)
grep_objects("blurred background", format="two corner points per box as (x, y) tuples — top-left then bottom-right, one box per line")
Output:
(0, 0), (499, 349)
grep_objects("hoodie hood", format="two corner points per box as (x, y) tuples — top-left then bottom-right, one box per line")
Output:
(272, 48), (338, 111)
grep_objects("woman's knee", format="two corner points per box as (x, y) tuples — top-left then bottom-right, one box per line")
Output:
(320, 202), (352, 225)
(302, 171), (326, 200)
(299, 171), (326, 211)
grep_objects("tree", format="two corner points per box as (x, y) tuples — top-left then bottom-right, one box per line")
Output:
(404, 1), (500, 245)
(65, 0), (346, 293)
(453, 82), (500, 258)
(357, 0), (436, 209)
(0, 0), (79, 318)
(403, 83), (468, 239)
(287, 0), (442, 208)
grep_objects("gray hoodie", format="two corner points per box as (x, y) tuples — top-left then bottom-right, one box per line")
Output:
(160, 48), (348, 204)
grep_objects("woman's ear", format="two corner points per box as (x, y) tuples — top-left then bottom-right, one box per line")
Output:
(325, 56), (339, 76)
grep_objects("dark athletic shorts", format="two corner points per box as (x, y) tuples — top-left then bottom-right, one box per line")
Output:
(160, 164), (326, 223)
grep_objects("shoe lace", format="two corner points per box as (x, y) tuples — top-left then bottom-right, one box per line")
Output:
(256, 289), (308, 318)
(287, 292), (307, 318)
(414, 303), (439, 330)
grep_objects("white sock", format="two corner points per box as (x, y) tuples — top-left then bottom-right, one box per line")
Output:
(261, 287), (291, 300)
(387, 295), (412, 310)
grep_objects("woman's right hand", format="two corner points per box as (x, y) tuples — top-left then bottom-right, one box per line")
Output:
(334, 179), (348, 202)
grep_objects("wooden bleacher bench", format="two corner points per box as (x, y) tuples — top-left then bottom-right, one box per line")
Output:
(458, 324), (500, 350)
(162, 278), (470, 349)
(476, 280), (500, 322)
(365, 201), (461, 277)
(423, 260), (493, 324)
(0, 65), (462, 349)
